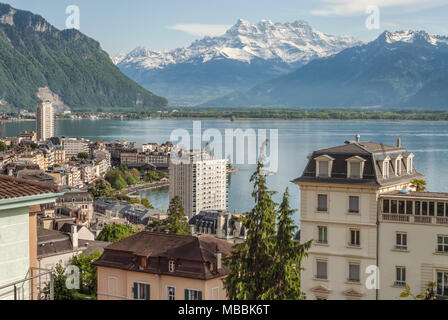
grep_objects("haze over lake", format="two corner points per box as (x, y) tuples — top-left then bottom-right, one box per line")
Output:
(4, 119), (448, 223)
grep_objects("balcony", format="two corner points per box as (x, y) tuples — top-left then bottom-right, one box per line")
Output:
(381, 213), (448, 225)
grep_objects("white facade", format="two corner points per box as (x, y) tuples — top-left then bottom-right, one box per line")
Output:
(61, 138), (90, 158)
(169, 150), (227, 219)
(36, 101), (54, 141)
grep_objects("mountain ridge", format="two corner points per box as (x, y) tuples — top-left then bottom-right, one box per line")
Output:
(115, 19), (362, 105)
(0, 3), (167, 112)
(206, 29), (448, 109)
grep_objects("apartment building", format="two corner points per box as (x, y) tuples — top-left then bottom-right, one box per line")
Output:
(53, 146), (66, 165)
(293, 136), (423, 300)
(378, 191), (448, 299)
(61, 138), (90, 158)
(169, 150), (228, 219)
(36, 100), (54, 142)
(94, 232), (232, 300)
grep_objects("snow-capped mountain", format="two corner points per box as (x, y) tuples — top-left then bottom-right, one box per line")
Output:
(115, 19), (362, 105)
(207, 30), (448, 109)
(117, 19), (361, 69)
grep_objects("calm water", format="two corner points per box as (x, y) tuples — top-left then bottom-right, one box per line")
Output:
(4, 119), (448, 223)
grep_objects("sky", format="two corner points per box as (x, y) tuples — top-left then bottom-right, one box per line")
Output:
(4, 0), (448, 57)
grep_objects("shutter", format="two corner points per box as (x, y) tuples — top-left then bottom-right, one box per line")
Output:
(145, 284), (150, 300)
(184, 289), (189, 300)
(198, 291), (202, 300)
(133, 283), (138, 299)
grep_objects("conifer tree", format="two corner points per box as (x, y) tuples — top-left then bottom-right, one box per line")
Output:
(224, 158), (278, 299)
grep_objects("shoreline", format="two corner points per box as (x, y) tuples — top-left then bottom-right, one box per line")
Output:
(125, 182), (169, 196)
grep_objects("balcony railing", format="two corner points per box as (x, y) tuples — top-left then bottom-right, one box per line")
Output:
(381, 213), (448, 225)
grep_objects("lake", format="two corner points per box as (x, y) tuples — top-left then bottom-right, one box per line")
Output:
(4, 119), (448, 223)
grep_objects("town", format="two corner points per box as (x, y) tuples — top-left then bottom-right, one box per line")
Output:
(1, 101), (447, 301)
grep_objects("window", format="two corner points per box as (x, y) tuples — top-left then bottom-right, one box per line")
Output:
(395, 267), (406, 286)
(383, 199), (390, 213)
(407, 157), (413, 174)
(350, 162), (361, 179)
(396, 159), (402, 175)
(166, 286), (176, 300)
(348, 263), (360, 282)
(349, 229), (360, 247)
(406, 201), (413, 214)
(398, 201), (405, 214)
(437, 235), (448, 253)
(211, 286), (220, 300)
(415, 201), (421, 215)
(429, 202), (435, 216)
(317, 194), (327, 211)
(437, 271), (448, 297)
(318, 161), (329, 177)
(349, 196), (359, 213)
(383, 161), (390, 179)
(316, 260), (327, 279)
(107, 276), (118, 296)
(317, 226), (328, 244)
(133, 282), (150, 300)
(437, 203), (445, 217)
(185, 289), (202, 300)
(396, 233), (407, 250)
(169, 260), (175, 272)
(391, 200), (397, 213)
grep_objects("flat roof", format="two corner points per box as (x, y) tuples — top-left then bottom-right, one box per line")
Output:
(381, 191), (448, 200)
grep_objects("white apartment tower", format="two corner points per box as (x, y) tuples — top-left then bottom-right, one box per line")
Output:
(36, 100), (54, 141)
(169, 150), (228, 219)
(292, 136), (447, 300)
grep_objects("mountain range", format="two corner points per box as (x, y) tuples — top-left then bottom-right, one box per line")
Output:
(115, 19), (361, 105)
(206, 30), (448, 109)
(0, 3), (167, 112)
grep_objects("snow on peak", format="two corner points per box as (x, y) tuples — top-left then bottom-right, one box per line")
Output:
(382, 30), (448, 46)
(115, 19), (362, 69)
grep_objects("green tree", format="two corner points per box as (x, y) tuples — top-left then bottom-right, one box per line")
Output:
(77, 152), (89, 159)
(166, 196), (190, 235)
(146, 218), (170, 233)
(112, 174), (127, 190)
(44, 263), (75, 300)
(146, 196), (189, 235)
(88, 178), (113, 200)
(264, 188), (312, 300)
(70, 251), (102, 297)
(411, 179), (427, 191)
(223, 158), (278, 300)
(96, 223), (137, 242)
(0, 141), (7, 151)
(129, 197), (141, 204)
(141, 198), (154, 209)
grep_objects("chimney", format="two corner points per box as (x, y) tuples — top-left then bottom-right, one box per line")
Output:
(216, 252), (222, 270)
(355, 134), (360, 143)
(397, 137), (401, 148)
(190, 225), (195, 235)
(71, 224), (78, 250)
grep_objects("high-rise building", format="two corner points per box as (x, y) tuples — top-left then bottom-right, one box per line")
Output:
(169, 149), (228, 219)
(292, 136), (448, 300)
(36, 100), (54, 141)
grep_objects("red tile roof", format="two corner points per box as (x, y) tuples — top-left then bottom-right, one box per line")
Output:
(0, 174), (59, 200)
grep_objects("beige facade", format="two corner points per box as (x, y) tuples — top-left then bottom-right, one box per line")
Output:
(378, 192), (448, 299)
(97, 266), (226, 300)
(36, 101), (54, 142)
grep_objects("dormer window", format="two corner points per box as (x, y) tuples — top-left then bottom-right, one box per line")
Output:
(395, 155), (403, 176)
(169, 260), (175, 272)
(346, 156), (366, 179)
(405, 153), (414, 174)
(383, 161), (390, 179)
(315, 155), (335, 178)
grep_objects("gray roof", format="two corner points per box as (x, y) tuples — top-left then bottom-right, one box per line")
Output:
(293, 140), (423, 187)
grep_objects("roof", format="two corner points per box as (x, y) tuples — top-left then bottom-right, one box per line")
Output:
(293, 139), (423, 187)
(0, 174), (59, 200)
(94, 231), (233, 280)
